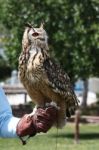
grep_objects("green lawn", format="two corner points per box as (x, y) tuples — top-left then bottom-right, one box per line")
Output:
(0, 123), (99, 150)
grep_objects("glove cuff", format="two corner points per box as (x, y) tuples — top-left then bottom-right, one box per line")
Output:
(16, 115), (37, 137)
(16, 115), (37, 145)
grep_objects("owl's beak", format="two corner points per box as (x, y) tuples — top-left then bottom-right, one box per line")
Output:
(32, 32), (39, 37)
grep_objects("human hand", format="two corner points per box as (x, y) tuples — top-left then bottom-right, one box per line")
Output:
(16, 106), (57, 138)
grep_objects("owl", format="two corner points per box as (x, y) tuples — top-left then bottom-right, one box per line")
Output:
(19, 23), (79, 128)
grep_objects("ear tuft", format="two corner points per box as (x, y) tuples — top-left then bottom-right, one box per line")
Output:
(40, 21), (44, 29)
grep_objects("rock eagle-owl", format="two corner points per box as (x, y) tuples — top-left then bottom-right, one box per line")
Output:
(19, 23), (79, 128)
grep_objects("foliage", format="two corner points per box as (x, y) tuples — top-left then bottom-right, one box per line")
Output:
(0, 124), (99, 150)
(0, 0), (99, 82)
(0, 0), (99, 107)
(81, 104), (99, 115)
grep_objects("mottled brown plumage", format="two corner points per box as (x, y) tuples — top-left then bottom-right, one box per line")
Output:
(19, 23), (79, 128)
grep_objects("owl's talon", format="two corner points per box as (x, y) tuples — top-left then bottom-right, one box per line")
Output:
(26, 114), (33, 120)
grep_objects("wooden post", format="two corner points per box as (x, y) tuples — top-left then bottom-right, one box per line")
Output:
(74, 109), (81, 144)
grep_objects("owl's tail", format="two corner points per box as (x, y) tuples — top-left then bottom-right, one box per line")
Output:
(66, 96), (79, 118)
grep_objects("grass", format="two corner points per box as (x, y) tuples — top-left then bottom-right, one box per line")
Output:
(0, 123), (99, 150)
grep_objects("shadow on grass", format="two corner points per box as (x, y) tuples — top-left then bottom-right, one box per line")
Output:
(50, 133), (99, 140)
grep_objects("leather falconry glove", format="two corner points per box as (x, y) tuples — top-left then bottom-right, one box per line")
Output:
(16, 106), (57, 145)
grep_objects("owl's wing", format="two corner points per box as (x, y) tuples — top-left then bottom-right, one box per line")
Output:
(43, 58), (79, 116)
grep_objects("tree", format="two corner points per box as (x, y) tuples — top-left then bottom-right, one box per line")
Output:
(0, 0), (99, 106)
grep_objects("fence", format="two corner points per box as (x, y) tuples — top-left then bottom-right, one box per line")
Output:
(2, 85), (28, 103)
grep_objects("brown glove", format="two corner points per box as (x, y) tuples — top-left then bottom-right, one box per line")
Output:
(16, 106), (57, 145)
(32, 106), (57, 133)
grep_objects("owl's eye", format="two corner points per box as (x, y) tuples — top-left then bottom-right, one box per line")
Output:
(32, 32), (39, 37)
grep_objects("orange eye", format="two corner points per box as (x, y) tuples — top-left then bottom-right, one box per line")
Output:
(32, 32), (39, 36)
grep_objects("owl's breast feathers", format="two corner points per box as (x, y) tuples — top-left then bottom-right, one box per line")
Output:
(19, 49), (78, 105)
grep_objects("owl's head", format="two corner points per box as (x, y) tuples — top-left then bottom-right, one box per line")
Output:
(22, 22), (48, 50)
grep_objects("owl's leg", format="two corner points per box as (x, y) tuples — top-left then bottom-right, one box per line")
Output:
(25, 102), (45, 118)
(30, 105), (38, 116)
(25, 105), (38, 120)
(45, 101), (59, 109)
(26, 102), (48, 119)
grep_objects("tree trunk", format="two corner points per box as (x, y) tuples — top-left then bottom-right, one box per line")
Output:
(81, 79), (88, 108)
